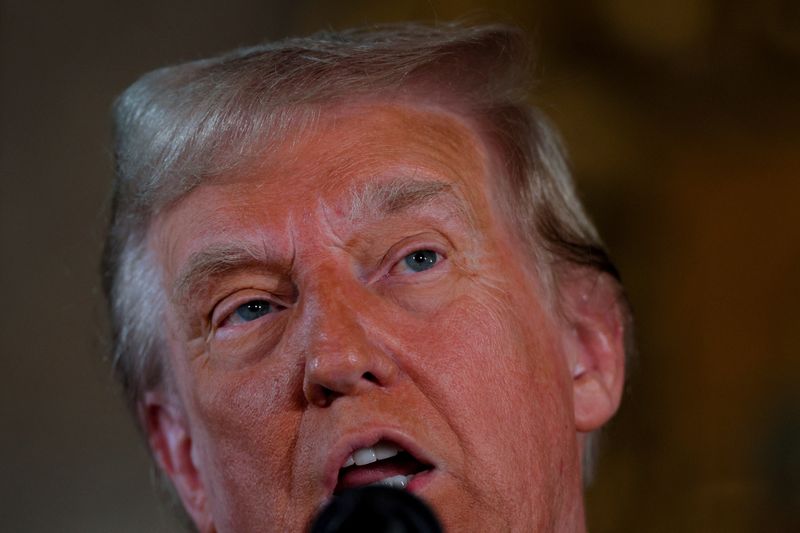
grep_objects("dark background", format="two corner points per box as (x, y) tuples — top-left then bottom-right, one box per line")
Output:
(2, 1), (798, 531)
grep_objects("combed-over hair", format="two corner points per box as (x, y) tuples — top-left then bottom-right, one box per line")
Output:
(102, 22), (631, 483)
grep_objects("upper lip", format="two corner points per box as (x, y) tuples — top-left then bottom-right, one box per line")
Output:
(322, 427), (436, 496)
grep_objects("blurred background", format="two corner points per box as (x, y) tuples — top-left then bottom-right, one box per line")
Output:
(1, 1), (798, 531)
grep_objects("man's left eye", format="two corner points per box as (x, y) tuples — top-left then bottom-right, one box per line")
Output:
(403, 250), (439, 272)
(232, 300), (274, 323)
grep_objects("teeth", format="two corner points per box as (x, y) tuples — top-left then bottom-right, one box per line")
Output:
(353, 447), (377, 466)
(374, 442), (399, 460)
(372, 474), (411, 489)
(345, 442), (401, 468)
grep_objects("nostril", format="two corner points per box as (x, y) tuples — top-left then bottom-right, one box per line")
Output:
(313, 386), (340, 407)
(362, 372), (378, 384)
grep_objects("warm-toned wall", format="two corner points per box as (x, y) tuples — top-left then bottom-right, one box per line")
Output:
(2, 1), (797, 531)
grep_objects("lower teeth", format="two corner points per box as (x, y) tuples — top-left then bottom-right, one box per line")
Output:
(372, 474), (411, 489)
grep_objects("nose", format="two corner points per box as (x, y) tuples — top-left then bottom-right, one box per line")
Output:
(301, 281), (398, 407)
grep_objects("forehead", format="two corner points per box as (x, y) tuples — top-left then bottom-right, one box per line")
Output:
(153, 103), (507, 266)
(239, 102), (495, 209)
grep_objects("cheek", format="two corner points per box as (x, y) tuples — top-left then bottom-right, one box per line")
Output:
(414, 286), (575, 491)
(176, 340), (306, 525)
(190, 355), (302, 463)
(173, 317), (301, 436)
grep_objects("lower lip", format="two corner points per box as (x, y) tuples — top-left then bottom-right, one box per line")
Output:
(407, 468), (435, 493)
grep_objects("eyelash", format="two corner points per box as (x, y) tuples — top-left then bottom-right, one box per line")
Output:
(389, 248), (444, 276)
(219, 299), (284, 328)
(381, 237), (448, 279)
(211, 290), (286, 331)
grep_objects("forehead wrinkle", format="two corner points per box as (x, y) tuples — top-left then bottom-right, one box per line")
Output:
(171, 178), (478, 303)
(173, 240), (283, 303)
(345, 178), (475, 227)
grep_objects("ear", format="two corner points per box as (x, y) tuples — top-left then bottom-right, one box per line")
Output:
(559, 270), (627, 433)
(140, 391), (213, 532)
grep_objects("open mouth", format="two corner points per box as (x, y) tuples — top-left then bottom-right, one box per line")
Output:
(335, 440), (433, 493)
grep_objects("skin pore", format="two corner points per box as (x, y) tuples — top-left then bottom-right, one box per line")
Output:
(143, 101), (624, 532)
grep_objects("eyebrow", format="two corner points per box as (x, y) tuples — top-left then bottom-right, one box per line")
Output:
(173, 240), (283, 303)
(345, 178), (472, 223)
(173, 178), (473, 301)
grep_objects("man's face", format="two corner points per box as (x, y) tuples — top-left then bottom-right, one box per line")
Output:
(148, 103), (585, 531)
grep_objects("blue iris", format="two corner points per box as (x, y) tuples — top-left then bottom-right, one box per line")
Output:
(234, 300), (272, 322)
(404, 250), (438, 272)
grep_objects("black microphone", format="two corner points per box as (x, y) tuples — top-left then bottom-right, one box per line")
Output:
(309, 486), (443, 533)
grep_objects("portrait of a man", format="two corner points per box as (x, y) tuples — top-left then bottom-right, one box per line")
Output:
(102, 24), (630, 531)
(3, 2), (798, 532)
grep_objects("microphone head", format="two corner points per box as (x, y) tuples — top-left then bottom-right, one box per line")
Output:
(309, 486), (442, 533)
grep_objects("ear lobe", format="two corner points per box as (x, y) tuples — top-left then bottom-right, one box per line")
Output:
(560, 270), (627, 433)
(140, 391), (213, 532)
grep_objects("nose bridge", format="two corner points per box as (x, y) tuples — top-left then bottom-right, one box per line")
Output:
(306, 273), (369, 353)
(298, 265), (396, 406)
